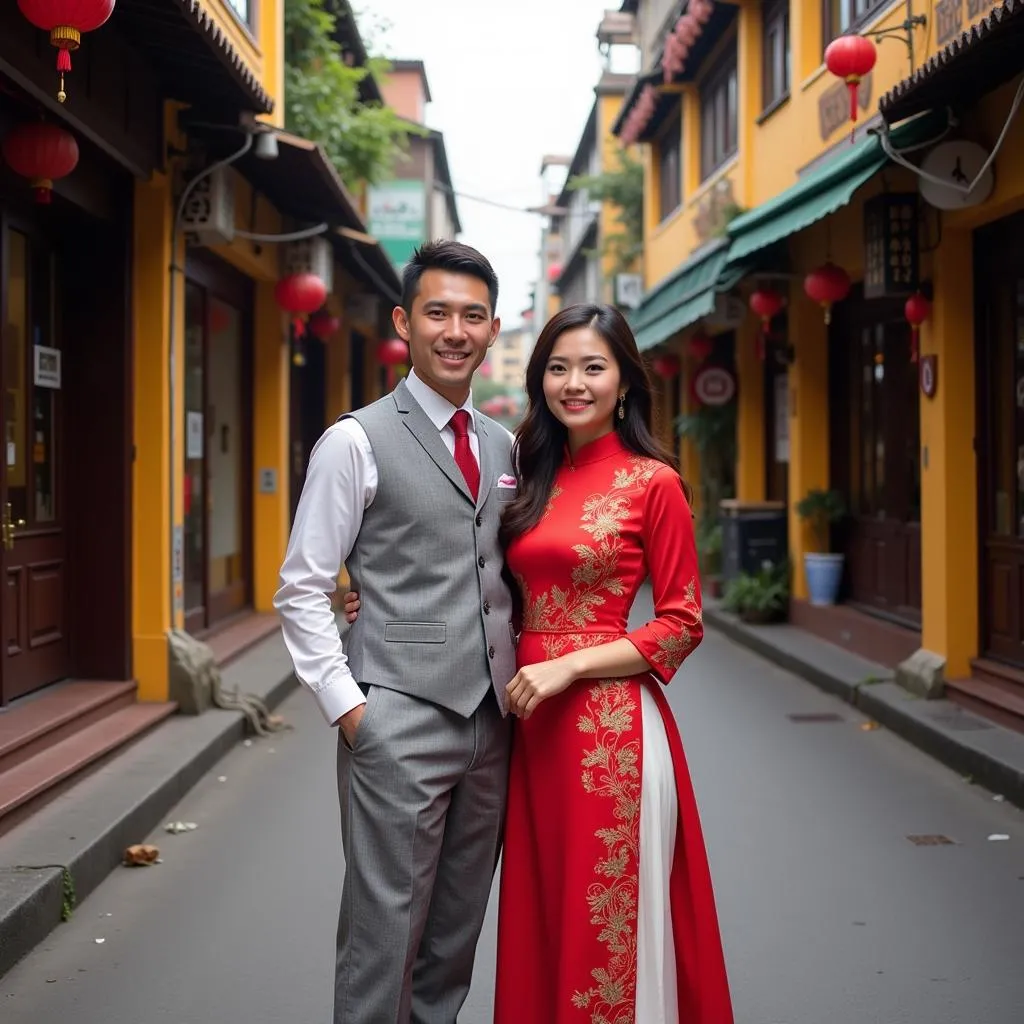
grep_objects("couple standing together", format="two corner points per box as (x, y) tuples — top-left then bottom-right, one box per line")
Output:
(275, 240), (733, 1024)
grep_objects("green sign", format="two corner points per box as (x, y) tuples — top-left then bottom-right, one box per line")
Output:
(368, 180), (427, 269)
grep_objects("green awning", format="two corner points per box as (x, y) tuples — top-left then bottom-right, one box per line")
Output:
(725, 112), (945, 265)
(631, 239), (730, 352)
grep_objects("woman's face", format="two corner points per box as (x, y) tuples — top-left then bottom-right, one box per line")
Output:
(542, 325), (624, 446)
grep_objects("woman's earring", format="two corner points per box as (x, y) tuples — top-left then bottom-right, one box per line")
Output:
(617, 394), (626, 421)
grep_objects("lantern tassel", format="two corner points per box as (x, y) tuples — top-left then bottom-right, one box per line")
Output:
(57, 48), (71, 73)
(910, 328), (919, 364)
(292, 316), (305, 339)
(847, 79), (860, 142)
(757, 326), (766, 362)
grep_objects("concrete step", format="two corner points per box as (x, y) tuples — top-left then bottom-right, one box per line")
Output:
(0, 702), (177, 830)
(947, 674), (1024, 735)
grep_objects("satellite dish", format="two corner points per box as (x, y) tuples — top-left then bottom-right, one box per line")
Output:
(919, 140), (995, 210)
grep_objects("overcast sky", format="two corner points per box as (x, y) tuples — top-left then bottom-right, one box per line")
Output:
(355, 0), (626, 327)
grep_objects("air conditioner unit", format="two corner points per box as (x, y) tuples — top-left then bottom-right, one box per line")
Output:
(180, 167), (236, 247)
(282, 236), (334, 293)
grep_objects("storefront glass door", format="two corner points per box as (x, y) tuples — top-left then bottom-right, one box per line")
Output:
(183, 273), (250, 634)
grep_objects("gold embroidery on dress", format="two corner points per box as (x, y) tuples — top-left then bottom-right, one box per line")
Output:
(651, 578), (702, 671)
(571, 682), (640, 1023)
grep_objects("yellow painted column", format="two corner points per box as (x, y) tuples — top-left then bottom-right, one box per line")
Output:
(786, 289), (830, 600)
(735, 319), (766, 501)
(252, 281), (290, 613)
(132, 170), (177, 701)
(736, 3), (763, 207)
(919, 232), (978, 676)
(790, 0), (825, 82)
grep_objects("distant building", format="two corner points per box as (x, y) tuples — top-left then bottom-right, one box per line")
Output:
(371, 59), (461, 268)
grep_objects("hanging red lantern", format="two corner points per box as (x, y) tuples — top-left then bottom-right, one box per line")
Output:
(824, 35), (877, 141)
(377, 337), (410, 390)
(546, 262), (563, 284)
(688, 331), (714, 362)
(651, 352), (681, 379)
(1, 121), (79, 204)
(803, 262), (851, 325)
(17, 0), (116, 103)
(749, 287), (784, 362)
(308, 310), (341, 342)
(904, 292), (930, 364)
(275, 273), (328, 339)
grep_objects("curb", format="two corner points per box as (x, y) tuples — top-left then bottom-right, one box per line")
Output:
(704, 605), (1024, 810)
(0, 638), (298, 980)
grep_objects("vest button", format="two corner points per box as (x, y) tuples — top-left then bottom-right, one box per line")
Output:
(484, 601), (491, 614)
(475, 514), (483, 527)
(478, 556), (486, 568)
(488, 646), (495, 658)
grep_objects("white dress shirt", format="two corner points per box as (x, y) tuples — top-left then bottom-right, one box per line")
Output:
(274, 370), (482, 725)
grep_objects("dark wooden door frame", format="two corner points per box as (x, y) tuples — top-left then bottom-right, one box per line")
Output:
(829, 287), (922, 625)
(0, 209), (71, 703)
(183, 251), (254, 635)
(974, 212), (1024, 666)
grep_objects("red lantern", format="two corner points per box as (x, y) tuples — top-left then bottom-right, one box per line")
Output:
(17, 0), (116, 102)
(824, 35), (877, 141)
(904, 292), (930, 364)
(308, 311), (341, 342)
(749, 288), (784, 361)
(803, 262), (851, 325)
(274, 273), (328, 339)
(377, 337), (410, 390)
(1, 122), (79, 204)
(651, 353), (681, 379)
(546, 263), (563, 284)
(688, 331), (714, 362)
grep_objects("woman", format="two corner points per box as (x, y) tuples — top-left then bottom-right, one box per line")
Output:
(493, 303), (732, 1024)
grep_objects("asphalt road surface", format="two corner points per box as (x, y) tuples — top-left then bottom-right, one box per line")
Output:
(3, 623), (1023, 1023)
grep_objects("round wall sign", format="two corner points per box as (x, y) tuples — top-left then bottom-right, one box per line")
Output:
(692, 365), (737, 406)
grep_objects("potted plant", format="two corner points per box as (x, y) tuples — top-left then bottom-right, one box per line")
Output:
(794, 488), (846, 606)
(722, 560), (789, 624)
(696, 519), (723, 598)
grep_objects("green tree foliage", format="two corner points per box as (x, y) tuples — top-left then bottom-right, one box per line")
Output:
(284, 0), (416, 186)
(567, 150), (644, 274)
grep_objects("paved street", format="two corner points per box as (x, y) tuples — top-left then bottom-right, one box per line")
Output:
(2, 622), (1023, 1023)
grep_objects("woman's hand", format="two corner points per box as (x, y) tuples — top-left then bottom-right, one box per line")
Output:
(341, 591), (360, 623)
(506, 657), (579, 720)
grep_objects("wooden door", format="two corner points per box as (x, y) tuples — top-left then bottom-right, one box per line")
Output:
(0, 219), (70, 703)
(976, 215), (1024, 665)
(832, 296), (922, 623)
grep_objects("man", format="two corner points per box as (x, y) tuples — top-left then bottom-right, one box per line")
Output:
(274, 240), (517, 1024)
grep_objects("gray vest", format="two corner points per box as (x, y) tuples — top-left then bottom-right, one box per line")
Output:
(341, 379), (517, 717)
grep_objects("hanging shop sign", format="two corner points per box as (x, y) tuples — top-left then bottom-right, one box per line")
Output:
(864, 193), (919, 299)
(691, 365), (736, 407)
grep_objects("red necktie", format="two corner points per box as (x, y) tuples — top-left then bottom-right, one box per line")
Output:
(449, 410), (480, 501)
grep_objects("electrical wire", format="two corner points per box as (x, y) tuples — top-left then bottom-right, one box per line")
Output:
(880, 76), (1024, 197)
(234, 223), (329, 242)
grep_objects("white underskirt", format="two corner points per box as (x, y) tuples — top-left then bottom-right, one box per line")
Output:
(635, 682), (680, 1024)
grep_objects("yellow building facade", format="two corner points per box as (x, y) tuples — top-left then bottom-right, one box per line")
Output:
(619, 0), (1024, 723)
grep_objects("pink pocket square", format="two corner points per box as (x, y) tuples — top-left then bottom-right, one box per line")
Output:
(497, 474), (517, 488)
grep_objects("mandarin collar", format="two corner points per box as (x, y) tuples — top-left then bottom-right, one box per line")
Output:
(563, 429), (627, 468)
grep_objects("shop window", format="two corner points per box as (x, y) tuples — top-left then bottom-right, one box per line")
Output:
(224, 0), (253, 30)
(822, 0), (887, 46)
(762, 0), (791, 112)
(700, 50), (738, 181)
(658, 109), (682, 222)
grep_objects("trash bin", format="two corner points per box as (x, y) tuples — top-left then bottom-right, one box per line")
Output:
(719, 500), (788, 582)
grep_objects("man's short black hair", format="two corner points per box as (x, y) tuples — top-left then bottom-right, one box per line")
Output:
(401, 240), (499, 316)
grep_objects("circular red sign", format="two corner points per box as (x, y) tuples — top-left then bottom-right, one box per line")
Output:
(692, 365), (737, 406)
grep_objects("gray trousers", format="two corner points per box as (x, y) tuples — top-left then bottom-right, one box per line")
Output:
(335, 684), (510, 1024)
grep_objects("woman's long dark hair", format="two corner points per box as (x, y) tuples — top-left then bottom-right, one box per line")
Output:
(500, 303), (689, 550)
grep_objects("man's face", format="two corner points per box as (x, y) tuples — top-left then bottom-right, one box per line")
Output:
(393, 269), (499, 405)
